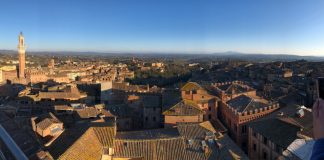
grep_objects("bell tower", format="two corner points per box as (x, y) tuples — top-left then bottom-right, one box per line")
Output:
(17, 32), (26, 78)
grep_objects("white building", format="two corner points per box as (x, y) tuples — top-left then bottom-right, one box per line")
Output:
(0, 69), (3, 83)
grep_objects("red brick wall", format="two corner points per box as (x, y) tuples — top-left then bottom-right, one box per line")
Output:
(220, 102), (279, 150)
(164, 115), (203, 128)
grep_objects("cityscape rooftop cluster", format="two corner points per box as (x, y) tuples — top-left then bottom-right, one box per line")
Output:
(0, 33), (318, 160)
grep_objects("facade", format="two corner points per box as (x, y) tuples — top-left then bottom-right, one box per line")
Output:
(283, 69), (293, 78)
(100, 81), (113, 104)
(141, 94), (162, 129)
(248, 118), (299, 160)
(25, 70), (48, 83)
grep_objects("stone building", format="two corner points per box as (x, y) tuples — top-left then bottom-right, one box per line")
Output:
(141, 94), (162, 129)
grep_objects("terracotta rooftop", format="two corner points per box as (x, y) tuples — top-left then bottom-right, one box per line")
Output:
(74, 107), (98, 119)
(38, 91), (84, 100)
(54, 128), (103, 160)
(162, 100), (204, 116)
(113, 121), (248, 160)
(217, 83), (252, 95)
(180, 82), (203, 91)
(48, 123), (116, 159)
(34, 112), (62, 130)
(0, 112), (42, 158)
(226, 95), (268, 112)
(114, 136), (188, 160)
(249, 118), (300, 148)
(115, 128), (180, 140)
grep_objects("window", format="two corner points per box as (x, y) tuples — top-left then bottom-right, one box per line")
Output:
(153, 116), (156, 122)
(153, 107), (156, 111)
(208, 114), (212, 120)
(263, 151), (267, 159)
(263, 137), (268, 145)
(208, 106), (211, 111)
(253, 132), (257, 137)
(242, 142), (246, 148)
(50, 126), (61, 134)
(185, 91), (190, 95)
(241, 125), (247, 134)
(192, 90), (197, 94)
(275, 144), (281, 153)
(145, 117), (148, 121)
(253, 143), (257, 151)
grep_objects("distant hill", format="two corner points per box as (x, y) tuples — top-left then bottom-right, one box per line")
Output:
(211, 51), (324, 62)
(1, 49), (323, 62)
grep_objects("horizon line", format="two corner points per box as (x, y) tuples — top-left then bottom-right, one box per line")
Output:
(1, 49), (324, 57)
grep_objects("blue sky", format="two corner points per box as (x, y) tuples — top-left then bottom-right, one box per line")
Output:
(0, 0), (324, 55)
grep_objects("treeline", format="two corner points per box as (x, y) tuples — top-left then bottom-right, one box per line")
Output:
(127, 72), (192, 87)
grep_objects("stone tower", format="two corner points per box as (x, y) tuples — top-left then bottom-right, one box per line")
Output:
(17, 32), (26, 78)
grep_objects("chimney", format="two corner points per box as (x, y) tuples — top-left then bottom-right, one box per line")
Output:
(201, 140), (209, 154)
(296, 109), (305, 118)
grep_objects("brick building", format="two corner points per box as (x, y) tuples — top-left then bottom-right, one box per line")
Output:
(219, 94), (279, 152)
(180, 82), (220, 121)
(163, 100), (204, 128)
(212, 81), (257, 102)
